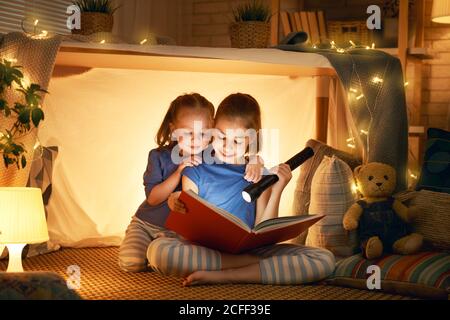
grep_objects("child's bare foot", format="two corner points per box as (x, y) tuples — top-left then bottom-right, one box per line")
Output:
(183, 270), (233, 287)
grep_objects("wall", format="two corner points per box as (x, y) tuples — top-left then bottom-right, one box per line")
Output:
(185, 0), (449, 130)
(422, 0), (450, 129)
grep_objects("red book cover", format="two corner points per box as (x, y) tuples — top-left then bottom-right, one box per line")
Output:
(165, 190), (324, 254)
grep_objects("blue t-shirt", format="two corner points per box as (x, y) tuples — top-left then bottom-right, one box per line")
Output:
(182, 162), (256, 228)
(135, 148), (181, 227)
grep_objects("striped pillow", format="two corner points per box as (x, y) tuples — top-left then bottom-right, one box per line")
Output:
(328, 252), (450, 299)
(306, 155), (358, 257)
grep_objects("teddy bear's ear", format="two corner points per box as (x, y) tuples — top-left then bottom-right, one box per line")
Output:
(354, 165), (363, 178)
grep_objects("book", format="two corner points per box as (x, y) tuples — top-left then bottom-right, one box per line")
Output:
(165, 190), (324, 254)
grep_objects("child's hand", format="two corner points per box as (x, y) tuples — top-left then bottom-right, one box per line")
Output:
(177, 155), (202, 173)
(270, 163), (292, 191)
(244, 155), (264, 183)
(168, 191), (186, 213)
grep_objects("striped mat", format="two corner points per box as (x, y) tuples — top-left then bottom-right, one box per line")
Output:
(0, 247), (418, 300)
(331, 252), (450, 299)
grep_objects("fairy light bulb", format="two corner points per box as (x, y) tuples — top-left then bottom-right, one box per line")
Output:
(351, 182), (359, 193)
(349, 88), (358, 93)
(356, 94), (364, 100)
(371, 43), (375, 49)
(404, 81), (409, 87)
(100, 39), (106, 44)
(5, 57), (17, 63)
(140, 38), (147, 45)
(349, 40), (356, 47)
(337, 48), (345, 53)
(34, 19), (39, 26)
(360, 129), (369, 135)
(372, 76), (383, 84)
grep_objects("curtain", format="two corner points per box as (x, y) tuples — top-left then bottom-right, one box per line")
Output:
(112, 0), (192, 45)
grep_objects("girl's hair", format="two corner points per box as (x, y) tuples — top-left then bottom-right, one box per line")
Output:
(156, 93), (215, 150)
(215, 93), (262, 152)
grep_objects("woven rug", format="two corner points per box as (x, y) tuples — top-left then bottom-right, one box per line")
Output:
(0, 247), (416, 300)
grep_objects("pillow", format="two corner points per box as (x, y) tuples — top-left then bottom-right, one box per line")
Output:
(292, 139), (361, 244)
(24, 146), (60, 257)
(395, 190), (450, 252)
(416, 128), (450, 194)
(0, 32), (61, 187)
(306, 155), (358, 257)
(327, 252), (450, 299)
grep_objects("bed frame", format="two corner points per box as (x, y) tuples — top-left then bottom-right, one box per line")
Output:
(54, 43), (337, 144)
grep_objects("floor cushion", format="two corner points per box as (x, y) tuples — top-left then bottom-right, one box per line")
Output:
(326, 251), (450, 299)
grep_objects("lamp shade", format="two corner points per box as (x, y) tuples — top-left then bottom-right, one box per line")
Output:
(0, 187), (49, 244)
(432, 0), (450, 24)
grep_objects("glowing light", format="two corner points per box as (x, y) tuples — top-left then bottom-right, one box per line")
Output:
(100, 39), (106, 44)
(371, 42), (375, 49)
(349, 88), (358, 93)
(5, 58), (17, 63)
(360, 129), (369, 135)
(410, 173), (418, 179)
(330, 40), (336, 48)
(356, 94), (364, 100)
(372, 76), (383, 84)
(312, 44), (317, 49)
(346, 137), (355, 143)
(366, 46), (370, 49)
(347, 143), (356, 149)
(349, 40), (356, 47)
(337, 48), (345, 53)
(33, 141), (41, 150)
(20, 77), (30, 89)
(404, 81), (409, 87)
(351, 182), (359, 193)
(34, 19), (39, 26)
(140, 38), (147, 45)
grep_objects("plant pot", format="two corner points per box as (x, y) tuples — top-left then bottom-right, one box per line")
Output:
(71, 12), (114, 36)
(229, 21), (270, 48)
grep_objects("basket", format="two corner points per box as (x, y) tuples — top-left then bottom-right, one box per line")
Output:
(71, 12), (114, 36)
(327, 20), (373, 46)
(229, 21), (270, 48)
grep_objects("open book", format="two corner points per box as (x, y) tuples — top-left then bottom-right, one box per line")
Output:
(165, 190), (324, 254)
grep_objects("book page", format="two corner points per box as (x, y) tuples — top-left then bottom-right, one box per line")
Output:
(253, 215), (324, 233)
(185, 190), (251, 232)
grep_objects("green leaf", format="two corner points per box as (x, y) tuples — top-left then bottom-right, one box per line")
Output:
(31, 108), (44, 127)
(18, 109), (31, 124)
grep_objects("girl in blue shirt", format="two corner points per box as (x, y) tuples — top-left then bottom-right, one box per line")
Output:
(148, 93), (335, 286)
(118, 93), (262, 272)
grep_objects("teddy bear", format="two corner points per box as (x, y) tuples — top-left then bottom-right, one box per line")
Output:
(343, 162), (423, 259)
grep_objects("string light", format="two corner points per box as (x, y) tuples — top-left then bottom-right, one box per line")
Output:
(312, 44), (317, 49)
(356, 94), (364, 100)
(360, 129), (369, 135)
(349, 88), (358, 93)
(330, 40), (336, 49)
(371, 42), (375, 49)
(140, 38), (147, 45)
(349, 40), (356, 47)
(347, 143), (356, 149)
(34, 19), (39, 26)
(372, 76), (383, 84)
(100, 39), (106, 44)
(351, 182), (359, 193)
(337, 48), (345, 53)
(33, 141), (41, 150)
(404, 81), (409, 87)
(365, 46), (370, 49)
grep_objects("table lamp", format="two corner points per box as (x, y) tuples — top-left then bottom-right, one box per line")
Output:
(432, 0), (450, 24)
(0, 187), (49, 272)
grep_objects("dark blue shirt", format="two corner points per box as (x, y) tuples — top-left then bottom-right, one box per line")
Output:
(135, 148), (181, 227)
(182, 162), (256, 228)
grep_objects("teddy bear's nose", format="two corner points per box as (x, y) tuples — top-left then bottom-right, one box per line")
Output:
(376, 182), (383, 187)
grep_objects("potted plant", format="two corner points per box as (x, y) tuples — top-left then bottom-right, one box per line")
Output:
(230, 0), (271, 48)
(71, 0), (120, 36)
(0, 59), (46, 172)
(382, 0), (415, 47)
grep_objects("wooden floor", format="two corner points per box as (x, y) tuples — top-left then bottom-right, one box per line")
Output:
(0, 247), (417, 300)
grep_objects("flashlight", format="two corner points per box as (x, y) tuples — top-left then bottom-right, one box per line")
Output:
(242, 147), (314, 202)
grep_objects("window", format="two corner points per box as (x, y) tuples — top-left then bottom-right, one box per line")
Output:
(0, 0), (72, 35)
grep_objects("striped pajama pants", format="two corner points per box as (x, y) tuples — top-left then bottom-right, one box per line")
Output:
(119, 216), (335, 284)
